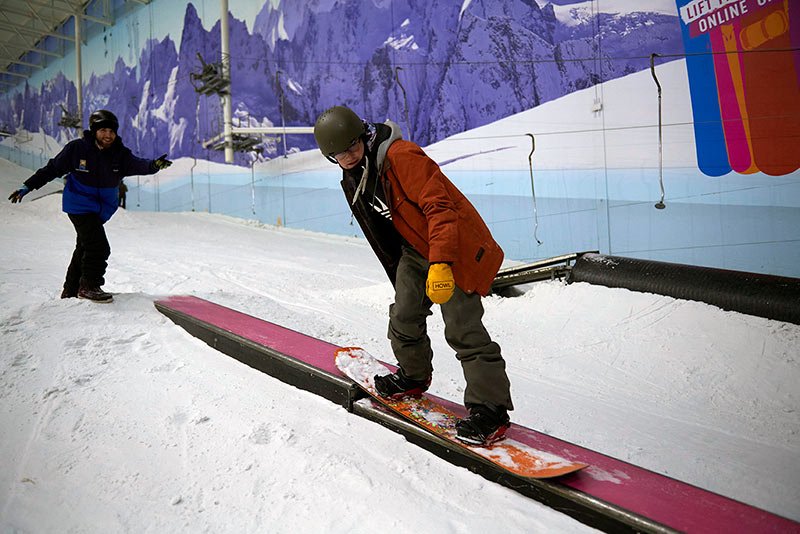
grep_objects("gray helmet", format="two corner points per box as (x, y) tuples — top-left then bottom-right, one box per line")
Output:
(314, 106), (365, 161)
(89, 109), (119, 133)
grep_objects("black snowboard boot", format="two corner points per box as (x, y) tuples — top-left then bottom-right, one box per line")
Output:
(456, 404), (511, 446)
(374, 369), (431, 399)
(78, 285), (113, 303)
(61, 287), (78, 299)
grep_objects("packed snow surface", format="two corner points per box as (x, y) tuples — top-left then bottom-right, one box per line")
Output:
(1, 157), (798, 532)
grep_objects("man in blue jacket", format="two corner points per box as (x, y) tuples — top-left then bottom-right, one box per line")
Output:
(7, 109), (172, 303)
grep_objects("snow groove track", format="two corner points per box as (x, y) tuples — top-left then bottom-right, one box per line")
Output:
(154, 295), (800, 534)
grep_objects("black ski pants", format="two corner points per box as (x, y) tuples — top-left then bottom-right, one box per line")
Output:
(64, 213), (111, 291)
(388, 245), (513, 411)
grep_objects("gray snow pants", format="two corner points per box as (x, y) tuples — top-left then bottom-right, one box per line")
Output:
(387, 246), (513, 411)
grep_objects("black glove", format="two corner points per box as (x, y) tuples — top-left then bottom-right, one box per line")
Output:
(8, 185), (30, 203)
(154, 153), (172, 171)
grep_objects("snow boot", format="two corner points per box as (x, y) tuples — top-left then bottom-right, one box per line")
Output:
(455, 404), (511, 446)
(374, 369), (431, 399)
(78, 285), (113, 303)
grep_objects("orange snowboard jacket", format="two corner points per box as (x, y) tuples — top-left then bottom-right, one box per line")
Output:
(342, 121), (503, 296)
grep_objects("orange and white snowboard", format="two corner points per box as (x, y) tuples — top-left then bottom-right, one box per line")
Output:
(335, 347), (588, 479)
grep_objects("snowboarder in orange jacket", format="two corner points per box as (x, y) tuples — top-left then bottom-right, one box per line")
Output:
(314, 106), (513, 445)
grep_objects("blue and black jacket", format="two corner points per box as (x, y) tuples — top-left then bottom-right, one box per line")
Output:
(24, 130), (158, 222)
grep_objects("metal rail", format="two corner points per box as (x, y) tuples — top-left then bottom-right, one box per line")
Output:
(491, 251), (597, 291)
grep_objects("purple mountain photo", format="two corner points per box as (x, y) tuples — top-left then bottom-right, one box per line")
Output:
(0, 0), (683, 165)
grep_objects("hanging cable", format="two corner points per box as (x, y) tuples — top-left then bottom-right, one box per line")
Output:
(394, 66), (411, 141)
(650, 53), (666, 210)
(526, 133), (543, 245)
(275, 70), (287, 157)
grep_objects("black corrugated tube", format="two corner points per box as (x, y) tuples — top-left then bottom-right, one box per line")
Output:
(567, 253), (800, 325)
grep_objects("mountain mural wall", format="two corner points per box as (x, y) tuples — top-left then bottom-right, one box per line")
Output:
(0, 0), (683, 166)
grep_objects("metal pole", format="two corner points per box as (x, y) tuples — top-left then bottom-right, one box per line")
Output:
(75, 14), (83, 128)
(251, 159), (256, 214)
(220, 0), (233, 163)
(190, 157), (197, 212)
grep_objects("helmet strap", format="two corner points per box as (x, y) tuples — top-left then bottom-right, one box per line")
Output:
(351, 155), (370, 206)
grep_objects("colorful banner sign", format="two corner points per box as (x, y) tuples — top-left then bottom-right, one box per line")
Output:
(677, 0), (800, 176)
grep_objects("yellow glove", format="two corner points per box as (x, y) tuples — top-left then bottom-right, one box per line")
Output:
(426, 263), (455, 304)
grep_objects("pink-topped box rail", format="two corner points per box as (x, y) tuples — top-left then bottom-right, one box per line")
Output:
(154, 295), (798, 534)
